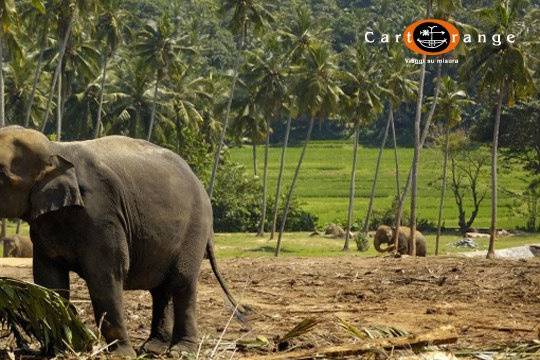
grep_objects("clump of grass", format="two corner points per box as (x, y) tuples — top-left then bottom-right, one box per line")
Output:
(0, 277), (96, 355)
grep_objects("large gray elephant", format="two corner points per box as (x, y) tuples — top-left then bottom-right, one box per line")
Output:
(2, 234), (33, 257)
(0, 126), (240, 356)
(373, 225), (427, 257)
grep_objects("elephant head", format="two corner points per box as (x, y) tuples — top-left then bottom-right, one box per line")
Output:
(0, 126), (84, 221)
(373, 225), (397, 253)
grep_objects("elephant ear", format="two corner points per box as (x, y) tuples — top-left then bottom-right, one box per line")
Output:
(29, 155), (84, 220)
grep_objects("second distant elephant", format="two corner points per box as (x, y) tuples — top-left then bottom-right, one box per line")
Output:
(2, 235), (33, 257)
(373, 225), (427, 257)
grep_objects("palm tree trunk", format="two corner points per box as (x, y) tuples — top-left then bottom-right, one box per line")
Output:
(41, 16), (74, 132)
(252, 143), (257, 176)
(0, 34), (4, 128)
(207, 30), (246, 199)
(25, 13), (50, 128)
(270, 116), (292, 239)
(390, 108), (400, 200)
(275, 117), (315, 257)
(487, 82), (504, 259)
(0, 35), (5, 242)
(435, 122), (450, 255)
(257, 119), (271, 237)
(0, 219), (6, 238)
(56, 59), (62, 141)
(94, 51), (109, 138)
(408, 53), (428, 256)
(146, 70), (160, 141)
(392, 62), (442, 251)
(362, 108), (392, 236)
(343, 122), (360, 251)
(15, 219), (21, 235)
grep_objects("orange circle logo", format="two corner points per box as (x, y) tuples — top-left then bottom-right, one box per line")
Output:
(403, 19), (460, 56)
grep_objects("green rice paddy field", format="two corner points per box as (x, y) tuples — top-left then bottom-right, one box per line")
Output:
(230, 140), (534, 230)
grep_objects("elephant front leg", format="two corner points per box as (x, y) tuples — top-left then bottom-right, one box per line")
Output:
(141, 284), (174, 355)
(86, 275), (136, 358)
(33, 255), (70, 300)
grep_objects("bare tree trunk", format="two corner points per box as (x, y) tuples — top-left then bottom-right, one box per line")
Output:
(392, 62), (442, 251)
(207, 30), (245, 199)
(343, 123), (360, 251)
(94, 51), (109, 138)
(487, 82), (504, 259)
(275, 117), (314, 257)
(252, 142), (257, 176)
(435, 122), (450, 255)
(362, 109), (392, 236)
(146, 70), (160, 141)
(41, 16), (74, 132)
(56, 58), (62, 141)
(257, 119), (271, 237)
(408, 53), (428, 256)
(25, 14), (50, 128)
(390, 108), (400, 200)
(270, 116), (292, 239)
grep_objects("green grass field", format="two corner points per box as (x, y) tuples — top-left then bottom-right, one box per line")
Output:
(2, 220), (538, 258)
(213, 232), (540, 258)
(230, 140), (533, 230)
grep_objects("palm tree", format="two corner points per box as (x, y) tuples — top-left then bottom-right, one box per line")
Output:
(243, 39), (288, 237)
(135, 17), (190, 141)
(94, 1), (124, 138)
(361, 46), (418, 239)
(167, 67), (212, 147)
(407, 0), (464, 255)
(269, 6), (323, 239)
(0, 0), (18, 128)
(339, 43), (384, 250)
(40, 4), (76, 136)
(23, 0), (50, 128)
(430, 77), (472, 255)
(275, 42), (343, 256)
(391, 62), (443, 253)
(461, 0), (535, 258)
(207, 0), (273, 198)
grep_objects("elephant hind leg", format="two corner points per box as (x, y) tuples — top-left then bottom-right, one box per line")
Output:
(169, 273), (199, 353)
(141, 284), (174, 355)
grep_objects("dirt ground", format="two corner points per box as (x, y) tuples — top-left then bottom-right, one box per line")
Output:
(1, 256), (540, 358)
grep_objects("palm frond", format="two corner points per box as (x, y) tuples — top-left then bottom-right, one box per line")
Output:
(0, 277), (96, 355)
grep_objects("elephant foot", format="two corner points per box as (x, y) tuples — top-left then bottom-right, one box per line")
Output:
(169, 340), (198, 358)
(141, 337), (170, 355)
(109, 343), (137, 358)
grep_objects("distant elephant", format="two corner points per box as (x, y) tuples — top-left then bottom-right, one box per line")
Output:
(2, 234), (33, 257)
(0, 126), (240, 356)
(373, 225), (427, 257)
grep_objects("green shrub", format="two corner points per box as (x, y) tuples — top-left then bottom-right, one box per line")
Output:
(211, 159), (318, 232)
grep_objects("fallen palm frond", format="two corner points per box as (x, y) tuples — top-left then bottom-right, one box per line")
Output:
(455, 340), (540, 360)
(337, 317), (409, 340)
(236, 318), (321, 353)
(244, 325), (458, 360)
(0, 277), (96, 355)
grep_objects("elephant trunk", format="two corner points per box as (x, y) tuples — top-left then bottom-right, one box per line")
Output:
(374, 235), (395, 253)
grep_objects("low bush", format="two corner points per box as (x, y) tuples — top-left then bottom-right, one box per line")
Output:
(211, 158), (318, 232)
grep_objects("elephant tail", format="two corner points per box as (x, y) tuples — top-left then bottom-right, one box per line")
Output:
(206, 237), (248, 320)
